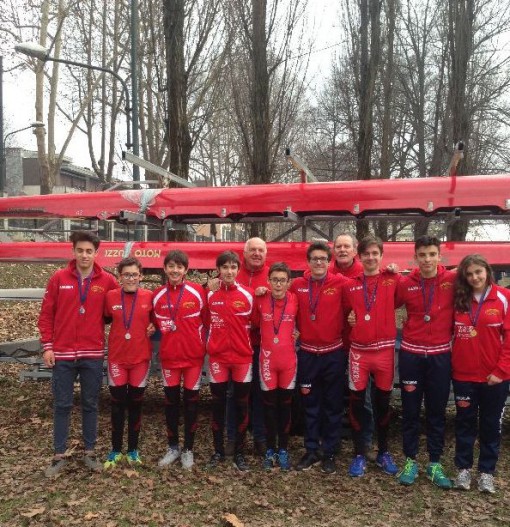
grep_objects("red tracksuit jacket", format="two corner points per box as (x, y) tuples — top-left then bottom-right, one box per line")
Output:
(396, 266), (455, 355)
(38, 260), (118, 360)
(343, 271), (400, 352)
(329, 258), (363, 279)
(290, 271), (347, 353)
(251, 291), (298, 359)
(452, 285), (510, 382)
(105, 287), (153, 365)
(206, 282), (254, 364)
(152, 281), (207, 369)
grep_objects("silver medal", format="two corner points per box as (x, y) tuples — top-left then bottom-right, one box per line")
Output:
(311, 314), (316, 321)
(79, 306), (86, 315)
(273, 337), (279, 344)
(424, 315), (431, 322)
(125, 333), (131, 340)
(169, 320), (177, 332)
(364, 314), (371, 321)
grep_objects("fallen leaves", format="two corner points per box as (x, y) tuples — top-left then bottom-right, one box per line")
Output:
(20, 507), (45, 518)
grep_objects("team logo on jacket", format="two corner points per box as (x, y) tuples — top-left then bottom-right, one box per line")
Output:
(440, 282), (452, 290)
(112, 304), (122, 310)
(91, 285), (105, 293)
(232, 300), (246, 309)
(323, 287), (337, 295)
(485, 308), (500, 316)
(382, 279), (395, 286)
(183, 301), (196, 309)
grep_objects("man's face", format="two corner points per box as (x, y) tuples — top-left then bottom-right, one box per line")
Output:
(333, 235), (357, 268)
(308, 250), (330, 279)
(268, 271), (291, 299)
(119, 264), (142, 292)
(219, 261), (239, 285)
(359, 244), (382, 274)
(244, 238), (267, 271)
(73, 241), (97, 273)
(415, 245), (440, 278)
(165, 261), (187, 286)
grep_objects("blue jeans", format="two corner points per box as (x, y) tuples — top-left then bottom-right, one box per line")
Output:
(52, 359), (104, 454)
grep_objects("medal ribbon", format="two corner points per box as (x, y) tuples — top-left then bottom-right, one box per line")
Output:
(77, 272), (93, 307)
(308, 276), (326, 318)
(469, 287), (489, 328)
(363, 274), (379, 315)
(271, 294), (288, 338)
(121, 289), (138, 332)
(420, 277), (435, 318)
(166, 282), (185, 323)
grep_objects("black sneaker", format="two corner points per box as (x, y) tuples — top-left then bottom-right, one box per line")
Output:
(296, 451), (321, 471)
(233, 453), (250, 472)
(321, 455), (337, 474)
(206, 452), (225, 470)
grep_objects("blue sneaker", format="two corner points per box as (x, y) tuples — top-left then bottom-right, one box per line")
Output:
(277, 449), (291, 471)
(376, 452), (399, 475)
(104, 451), (123, 469)
(263, 449), (276, 470)
(126, 450), (142, 466)
(398, 458), (418, 485)
(349, 455), (367, 477)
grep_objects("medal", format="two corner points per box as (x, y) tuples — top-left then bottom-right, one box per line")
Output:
(308, 276), (326, 323)
(311, 314), (316, 321)
(468, 287), (489, 338)
(470, 329), (477, 337)
(77, 272), (93, 315)
(271, 294), (288, 345)
(420, 277), (435, 325)
(79, 306), (86, 315)
(273, 337), (279, 344)
(169, 320), (177, 331)
(362, 274), (379, 322)
(121, 289), (138, 339)
(166, 283), (185, 335)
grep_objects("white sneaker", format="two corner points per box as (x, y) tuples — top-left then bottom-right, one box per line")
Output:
(158, 446), (181, 467)
(44, 457), (67, 477)
(181, 449), (194, 470)
(454, 468), (471, 490)
(478, 473), (496, 494)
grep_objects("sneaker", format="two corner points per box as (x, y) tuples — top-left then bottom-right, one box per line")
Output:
(478, 473), (496, 494)
(263, 449), (276, 470)
(398, 458), (418, 486)
(126, 450), (142, 466)
(206, 452), (225, 470)
(295, 451), (321, 471)
(233, 453), (250, 472)
(349, 455), (367, 477)
(454, 468), (471, 490)
(277, 449), (291, 471)
(181, 450), (194, 470)
(104, 451), (123, 469)
(321, 455), (337, 475)
(83, 453), (103, 472)
(44, 457), (67, 477)
(376, 452), (399, 475)
(427, 462), (452, 489)
(158, 446), (181, 467)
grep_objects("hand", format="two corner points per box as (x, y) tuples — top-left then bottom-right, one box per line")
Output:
(254, 286), (268, 296)
(487, 374), (502, 386)
(293, 329), (300, 342)
(146, 323), (156, 337)
(348, 310), (357, 327)
(386, 263), (399, 274)
(207, 277), (220, 292)
(42, 349), (55, 368)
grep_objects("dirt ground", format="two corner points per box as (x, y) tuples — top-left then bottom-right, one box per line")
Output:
(1, 264), (510, 527)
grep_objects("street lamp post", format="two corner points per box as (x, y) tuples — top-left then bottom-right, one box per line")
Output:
(1, 121), (45, 195)
(15, 43), (133, 152)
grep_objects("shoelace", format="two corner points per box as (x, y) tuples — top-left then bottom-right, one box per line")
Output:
(402, 459), (415, 475)
(430, 463), (447, 482)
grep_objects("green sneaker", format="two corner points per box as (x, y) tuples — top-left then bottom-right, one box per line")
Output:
(427, 462), (452, 489)
(398, 458), (418, 486)
(104, 451), (123, 469)
(126, 450), (142, 466)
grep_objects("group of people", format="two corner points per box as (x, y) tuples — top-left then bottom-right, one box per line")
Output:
(38, 231), (510, 494)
